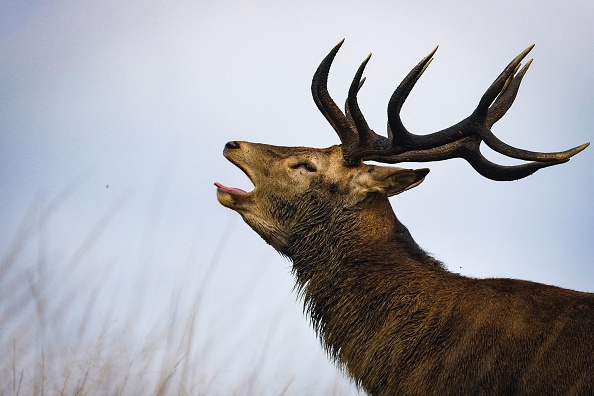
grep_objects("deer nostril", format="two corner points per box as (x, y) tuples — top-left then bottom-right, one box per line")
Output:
(224, 141), (241, 151)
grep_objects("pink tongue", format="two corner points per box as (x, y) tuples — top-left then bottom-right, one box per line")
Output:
(214, 182), (247, 195)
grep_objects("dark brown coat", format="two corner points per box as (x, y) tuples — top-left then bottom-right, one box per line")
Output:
(215, 41), (592, 395)
(216, 142), (594, 395)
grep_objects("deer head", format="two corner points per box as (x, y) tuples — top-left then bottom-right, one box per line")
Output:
(215, 40), (587, 255)
(215, 141), (428, 253)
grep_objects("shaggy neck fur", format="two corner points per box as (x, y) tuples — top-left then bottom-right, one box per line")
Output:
(283, 194), (456, 394)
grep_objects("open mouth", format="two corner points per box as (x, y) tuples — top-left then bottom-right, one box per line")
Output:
(214, 182), (248, 196)
(214, 152), (255, 197)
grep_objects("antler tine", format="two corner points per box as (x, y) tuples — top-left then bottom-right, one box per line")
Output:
(345, 54), (372, 139)
(344, 75), (366, 127)
(387, 46), (438, 148)
(462, 147), (571, 181)
(474, 45), (535, 119)
(486, 60), (531, 128)
(311, 39), (358, 149)
(342, 53), (391, 164)
(480, 127), (590, 162)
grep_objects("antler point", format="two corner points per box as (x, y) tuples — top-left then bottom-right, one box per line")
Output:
(576, 142), (590, 152)
(428, 45), (439, 58)
(521, 44), (535, 57)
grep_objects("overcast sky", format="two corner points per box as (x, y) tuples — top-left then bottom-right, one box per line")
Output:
(1, 1), (593, 393)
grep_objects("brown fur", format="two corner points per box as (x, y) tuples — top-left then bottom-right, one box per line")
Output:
(216, 141), (594, 395)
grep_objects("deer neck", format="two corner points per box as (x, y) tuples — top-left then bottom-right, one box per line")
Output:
(283, 197), (449, 375)
(285, 197), (441, 278)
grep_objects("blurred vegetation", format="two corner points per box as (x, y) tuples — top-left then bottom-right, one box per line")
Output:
(0, 191), (359, 395)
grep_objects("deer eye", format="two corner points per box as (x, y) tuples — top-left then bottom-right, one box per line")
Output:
(292, 162), (317, 172)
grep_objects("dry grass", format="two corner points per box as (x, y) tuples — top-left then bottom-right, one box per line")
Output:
(0, 193), (199, 394)
(0, 189), (358, 395)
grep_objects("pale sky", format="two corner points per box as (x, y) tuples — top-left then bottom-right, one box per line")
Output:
(1, 1), (593, 394)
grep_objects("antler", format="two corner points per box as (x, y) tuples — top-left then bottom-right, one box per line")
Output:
(311, 40), (589, 181)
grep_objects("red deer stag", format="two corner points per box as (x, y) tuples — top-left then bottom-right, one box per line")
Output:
(215, 40), (592, 395)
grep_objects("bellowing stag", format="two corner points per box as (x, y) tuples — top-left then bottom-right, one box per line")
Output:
(215, 40), (592, 395)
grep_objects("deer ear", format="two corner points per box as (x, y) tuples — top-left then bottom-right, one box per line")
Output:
(359, 166), (430, 197)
